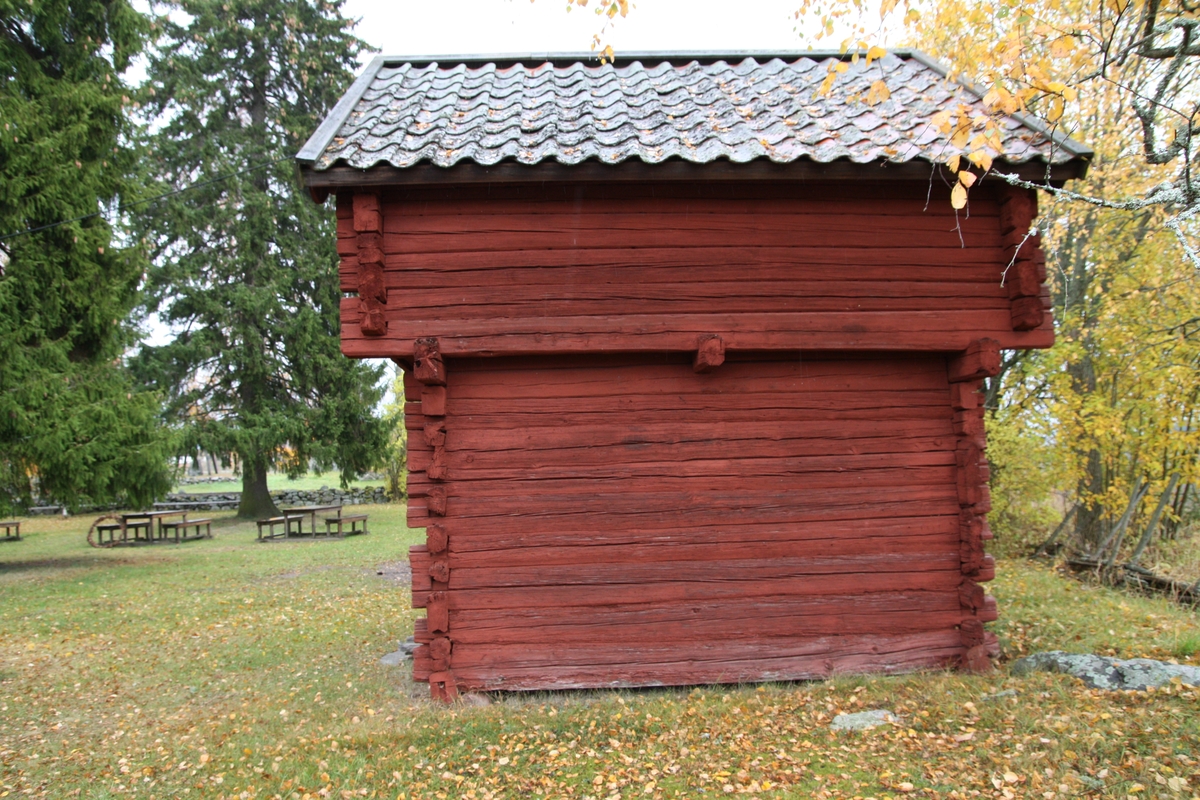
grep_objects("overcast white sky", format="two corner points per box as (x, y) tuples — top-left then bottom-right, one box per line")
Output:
(339, 0), (820, 68)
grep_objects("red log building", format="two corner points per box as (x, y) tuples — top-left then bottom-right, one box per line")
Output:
(298, 51), (1091, 700)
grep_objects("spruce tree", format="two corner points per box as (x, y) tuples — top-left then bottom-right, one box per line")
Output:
(0, 0), (173, 514)
(136, 0), (386, 518)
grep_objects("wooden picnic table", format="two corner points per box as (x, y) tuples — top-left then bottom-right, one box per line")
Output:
(93, 510), (213, 545)
(281, 504), (342, 536)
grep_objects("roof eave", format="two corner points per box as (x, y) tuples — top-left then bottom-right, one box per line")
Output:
(300, 156), (1089, 197)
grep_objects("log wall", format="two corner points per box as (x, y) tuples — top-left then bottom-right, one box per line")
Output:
(335, 182), (1051, 358)
(404, 354), (998, 694)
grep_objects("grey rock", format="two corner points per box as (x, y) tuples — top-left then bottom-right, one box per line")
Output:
(981, 689), (1018, 702)
(399, 636), (419, 656)
(380, 650), (410, 666)
(1011, 651), (1200, 690)
(830, 710), (896, 731)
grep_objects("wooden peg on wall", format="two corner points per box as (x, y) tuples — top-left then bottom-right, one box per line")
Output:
(693, 334), (726, 373)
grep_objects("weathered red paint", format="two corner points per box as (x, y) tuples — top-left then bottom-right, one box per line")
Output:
(333, 179), (1046, 698)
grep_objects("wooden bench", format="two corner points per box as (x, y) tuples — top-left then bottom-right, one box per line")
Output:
(324, 512), (368, 537)
(96, 520), (152, 544)
(0, 520), (19, 541)
(94, 520), (150, 545)
(160, 518), (212, 542)
(257, 514), (303, 541)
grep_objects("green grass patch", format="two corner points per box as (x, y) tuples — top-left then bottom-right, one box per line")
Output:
(0, 517), (1197, 799)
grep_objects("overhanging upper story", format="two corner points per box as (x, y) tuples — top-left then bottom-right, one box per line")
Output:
(297, 51), (1092, 358)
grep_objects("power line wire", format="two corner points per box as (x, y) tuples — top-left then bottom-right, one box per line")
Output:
(0, 155), (292, 243)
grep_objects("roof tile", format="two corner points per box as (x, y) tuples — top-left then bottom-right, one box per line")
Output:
(304, 52), (1085, 171)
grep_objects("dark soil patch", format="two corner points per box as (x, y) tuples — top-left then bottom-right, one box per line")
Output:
(372, 560), (411, 585)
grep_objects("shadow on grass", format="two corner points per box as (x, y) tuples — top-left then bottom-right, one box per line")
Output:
(0, 554), (170, 574)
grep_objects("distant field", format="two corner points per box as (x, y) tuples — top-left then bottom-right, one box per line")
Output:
(175, 471), (386, 494)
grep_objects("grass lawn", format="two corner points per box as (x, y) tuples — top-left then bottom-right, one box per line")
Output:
(174, 473), (385, 494)
(0, 511), (1197, 800)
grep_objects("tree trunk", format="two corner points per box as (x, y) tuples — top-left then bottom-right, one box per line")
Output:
(238, 457), (278, 519)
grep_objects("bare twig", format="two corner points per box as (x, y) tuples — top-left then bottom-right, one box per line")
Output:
(1034, 504), (1078, 558)
(1127, 473), (1181, 566)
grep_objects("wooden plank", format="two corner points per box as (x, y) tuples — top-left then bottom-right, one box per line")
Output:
(447, 609), (967, 645)
(431, 404), (951, 431)
(377, 188), (1001, 212)
(442, 551), (960, 591)
(414, 566), (965, 609)
(411, 485), (958, 520)
(406, 498), (962, 541)
(406, 433), (960, 466)
(446, 630), (965, 691)
(383, 207), (999, 234)
(445, 628), (963, 669)
(379, 228), (1001, 257)
(340, 313), (1056, 357)
(374, 277), (1016, 303)
(440, 514), (960, 553)
(445, 532), (957, 570)
(449, 590), (962, 637)
(340, 253), (1014, 290)
(406, 467), (958, 500)
(406, 451), (958, 487)
(375, 292), (1011, 318)
(447, 361), (953, 395)
(426, 418), (953, 452)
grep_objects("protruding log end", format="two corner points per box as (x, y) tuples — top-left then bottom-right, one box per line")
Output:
(427, 450), (448, 481)
(998, 185), (1038, 236)
(414, 337), (447, 386)
(427, 591), (449, 634)
(1010, 296), (1045, 331)
(423, 421), (447, 449)
(693, 334), (726, 373)
(428, 671), (459, 703)
(948, 339), (1002, 383)
(427, 523), (448, 554)
(962, 644), (993, 674)
(359, 299), (387, 337)
(950, 380), (983, 411)
(422, 385), (446, 417)
(958, 618), (993, 673)
(428, 486), (447, 516)
(352, 192), (382, 233)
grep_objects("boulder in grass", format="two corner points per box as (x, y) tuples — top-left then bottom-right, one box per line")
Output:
(1011, 651), (1200, 690)
(830, 710), (896, 731)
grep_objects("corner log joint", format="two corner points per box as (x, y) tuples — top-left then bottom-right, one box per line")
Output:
(998, 186), (1050, 331)
(352, 193), (387, 336)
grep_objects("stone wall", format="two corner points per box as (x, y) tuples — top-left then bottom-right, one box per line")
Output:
(156, 486), (392, 511)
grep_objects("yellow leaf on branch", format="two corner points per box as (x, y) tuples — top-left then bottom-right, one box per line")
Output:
(951, 183), (968, 209)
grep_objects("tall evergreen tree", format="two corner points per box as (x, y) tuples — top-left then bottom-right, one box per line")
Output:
(0, 0), (173, 515)
(136, 0), (387, 518)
